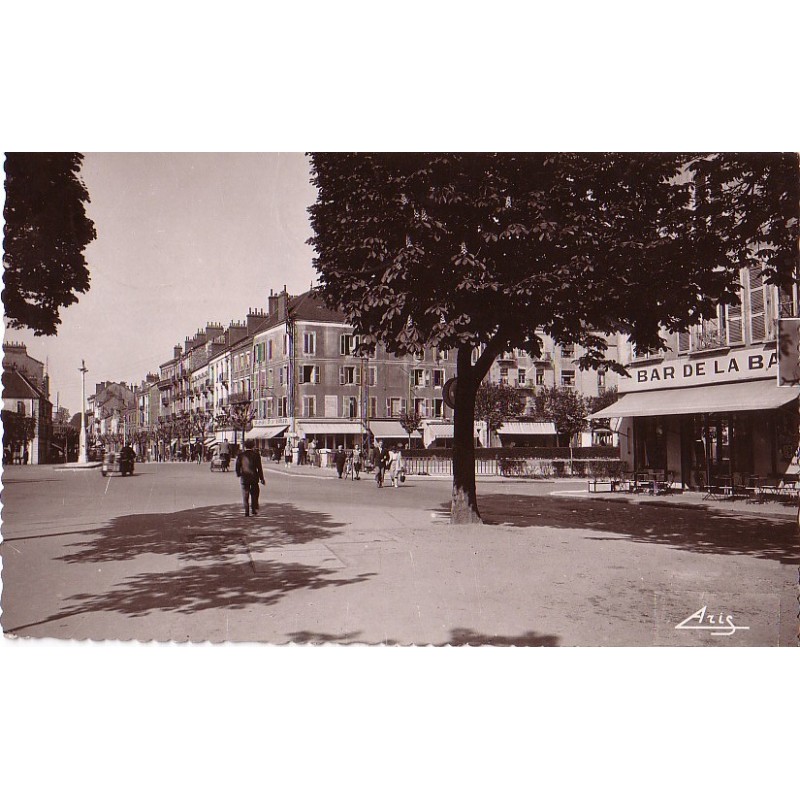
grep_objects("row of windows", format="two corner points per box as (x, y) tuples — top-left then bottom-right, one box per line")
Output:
(250, 364), (450, 388)
(253, 395), (448, 419)
(250, 333), (453, 362)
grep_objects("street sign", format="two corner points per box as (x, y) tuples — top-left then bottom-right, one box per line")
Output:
(442, 377), (457, 409)
(777, 318), (800, 386)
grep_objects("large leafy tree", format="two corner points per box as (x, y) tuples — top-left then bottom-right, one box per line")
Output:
(3, 152), (96, 335)
(308, 153), (799, 523)
(475, 382), (525, 443)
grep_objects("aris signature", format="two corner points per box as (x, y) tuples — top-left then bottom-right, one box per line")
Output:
(675, 605), (750, 637)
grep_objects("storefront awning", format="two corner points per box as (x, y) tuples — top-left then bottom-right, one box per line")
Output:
(251, 424), (288, 439)
(497, 422), (557, 436)
(369, 421), (422, 439)
(297, 422), (366, 435)
(590, 381), (800, 419)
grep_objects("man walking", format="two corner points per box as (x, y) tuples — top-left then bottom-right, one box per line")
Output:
(333, 444), (347, 479)
(235, 439), (265, 517)
(372, 439), (389, 487)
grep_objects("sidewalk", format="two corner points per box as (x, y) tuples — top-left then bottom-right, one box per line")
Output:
(264, 463), (799, 520)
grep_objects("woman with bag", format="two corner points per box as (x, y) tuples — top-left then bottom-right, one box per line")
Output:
(388, 444), (404, 488)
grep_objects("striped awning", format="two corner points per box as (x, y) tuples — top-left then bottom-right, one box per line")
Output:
(497, 422), (557, 436)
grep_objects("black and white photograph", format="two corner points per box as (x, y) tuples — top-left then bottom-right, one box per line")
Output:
(2, 150), (798, 647)
(1, 4), (798, 799)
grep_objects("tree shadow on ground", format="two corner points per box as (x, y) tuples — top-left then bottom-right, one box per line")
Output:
(435, 495), (800, 565)
(4, 503), (370, 636)
(57, 502), (346, 564)
(284, 628), (559, 646)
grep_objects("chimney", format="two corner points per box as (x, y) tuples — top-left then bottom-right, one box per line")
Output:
(276, 286), (288, 321)
(247, 307), (268, 334)
(174, 345), (182, 360)
(268, 289), (278, 316)
(206, 322), (224, 341)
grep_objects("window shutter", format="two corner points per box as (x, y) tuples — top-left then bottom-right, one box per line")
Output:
(314, 366), (320, 384)
(726, 298), (743, 344)
(339, 366), (345, 385)
(355, 366), (361, 385)
(678, 331), (690, 353)
(748, 265), (766, 342)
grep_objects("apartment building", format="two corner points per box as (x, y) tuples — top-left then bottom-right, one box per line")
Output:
(593, 265), (798, 487)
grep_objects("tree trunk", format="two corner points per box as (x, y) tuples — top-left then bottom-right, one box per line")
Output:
(451, 346), (481, 524)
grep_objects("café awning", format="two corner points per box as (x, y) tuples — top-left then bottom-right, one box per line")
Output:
(251, 424), (288, 439)
(589, 380), (800, 419)
(369, 421), (422, 439)
(297, 422), (366, 435)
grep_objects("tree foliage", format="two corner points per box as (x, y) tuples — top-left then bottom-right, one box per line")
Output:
(3, 153), (96, 335)
(587, 386), (619, 417)
(307, 153), (799, 522)
(1, 409), (36, 447)
(533, 386), (588, 444)
(475, 382), (525, 435)
(398, 409), (423, 435)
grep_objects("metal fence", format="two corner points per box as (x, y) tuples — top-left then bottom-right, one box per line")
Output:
(403, 455), (623, 479)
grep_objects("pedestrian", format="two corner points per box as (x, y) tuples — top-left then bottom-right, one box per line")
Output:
(333, 444), (347, 479)
(284, 441), (292, 468)
(22, 446), (28, 465)
(218, 438), (231, 471)
(235, 438), (265, 517)
(298, 437), (307, 466)
(308, 439), (317, 467)
(352, 445), (362, 480)
(373, 439), (389, 487)
(388, 444), (404, 488)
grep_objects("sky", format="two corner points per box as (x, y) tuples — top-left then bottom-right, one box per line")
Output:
(5, 153), (319, 413)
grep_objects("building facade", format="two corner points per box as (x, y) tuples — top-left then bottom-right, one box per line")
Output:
(595, 266), (798, 488)
(2, 343), (52, 464)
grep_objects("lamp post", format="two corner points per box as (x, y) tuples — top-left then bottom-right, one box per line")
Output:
(78, 360), (88, 463)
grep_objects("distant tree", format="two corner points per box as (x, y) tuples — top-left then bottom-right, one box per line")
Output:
(587, 386), (619, 417)
(308, 152), (799, 523)
(2, 409), (36, 451)
(534, 386), (588, 446)
(3, 153), (96, 335)
(189, 409), (211, 459)
(227, 400), (256, 446)
(398, 409), (423, 448)
(475, 382), (525, 444)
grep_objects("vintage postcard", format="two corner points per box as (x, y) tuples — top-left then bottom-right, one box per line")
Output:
(2, 152), (798, 647)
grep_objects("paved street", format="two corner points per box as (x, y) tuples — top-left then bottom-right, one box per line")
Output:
(1, 462), (797, 645)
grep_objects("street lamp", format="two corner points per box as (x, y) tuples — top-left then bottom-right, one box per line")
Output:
(78, 360), (88, 463)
